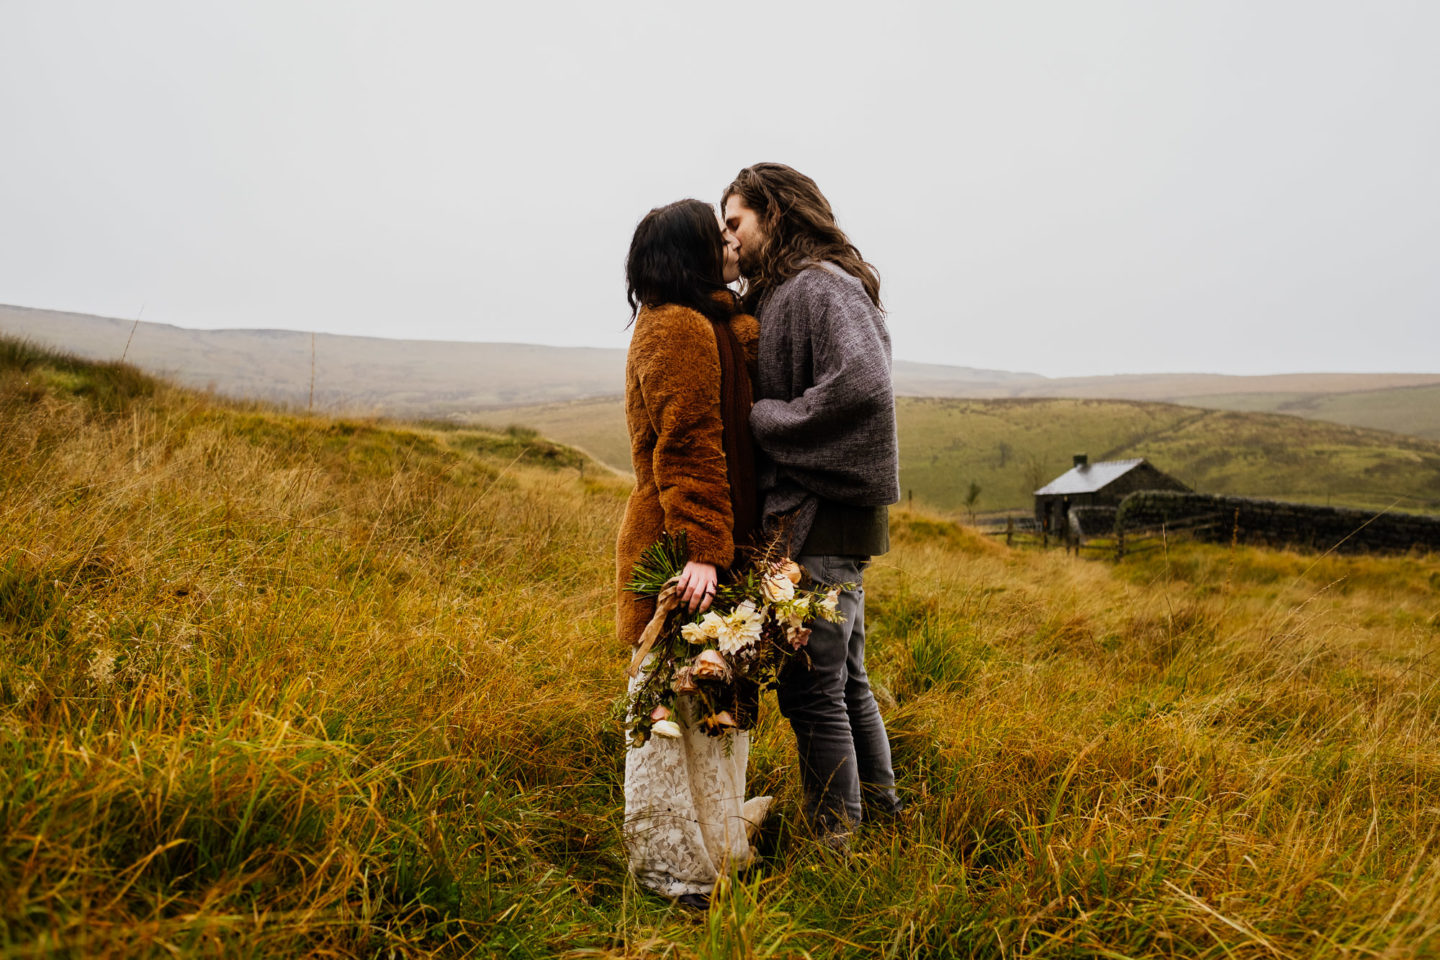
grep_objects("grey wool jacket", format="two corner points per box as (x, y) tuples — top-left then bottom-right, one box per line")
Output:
(750, 262), (901, 553)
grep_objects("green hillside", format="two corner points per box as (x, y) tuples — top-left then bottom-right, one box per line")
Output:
(897, 397), (1440, 515)
(1181, 383), (1440, 442)
(470, 395), (633, 475)
(5, 337), (1440, 957)
(473, 396), (1440, 516)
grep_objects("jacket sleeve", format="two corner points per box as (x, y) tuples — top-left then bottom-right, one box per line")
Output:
(750, 271), (893, 463)
(634, 307), (736, 567)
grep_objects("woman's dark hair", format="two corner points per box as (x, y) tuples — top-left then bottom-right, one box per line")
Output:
(626, 199), (735, 325)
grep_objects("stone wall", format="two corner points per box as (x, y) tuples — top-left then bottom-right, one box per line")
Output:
(1116, 491), (1440, 555)
(1071, 505), (1119, 537)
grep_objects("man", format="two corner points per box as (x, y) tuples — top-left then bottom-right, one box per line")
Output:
(722, 163), (902, 845)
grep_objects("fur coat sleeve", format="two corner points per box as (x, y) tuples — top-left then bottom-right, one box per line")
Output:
(628, 303), (735, 567)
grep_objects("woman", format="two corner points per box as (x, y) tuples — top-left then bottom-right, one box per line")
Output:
(618, 198), (770, 908)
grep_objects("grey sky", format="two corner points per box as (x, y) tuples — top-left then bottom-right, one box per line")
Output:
(2, 1), (1437, 377)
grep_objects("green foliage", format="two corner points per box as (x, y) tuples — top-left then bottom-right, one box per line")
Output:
(624, 530), (689, 596)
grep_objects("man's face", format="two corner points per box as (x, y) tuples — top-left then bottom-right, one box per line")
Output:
(723, 194), (767, 278)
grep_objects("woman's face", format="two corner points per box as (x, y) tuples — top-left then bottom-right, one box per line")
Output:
(720, 221), (741, 284)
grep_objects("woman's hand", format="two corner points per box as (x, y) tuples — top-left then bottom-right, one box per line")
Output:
(675, 561), (719, 613)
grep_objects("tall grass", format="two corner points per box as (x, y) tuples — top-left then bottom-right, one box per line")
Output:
(2, 337), (1439, 957)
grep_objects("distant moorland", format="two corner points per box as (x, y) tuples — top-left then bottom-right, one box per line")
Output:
(5, 303), (1439, 439)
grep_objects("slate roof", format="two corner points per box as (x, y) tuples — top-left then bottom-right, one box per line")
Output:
(1034, 458), (1147, 496)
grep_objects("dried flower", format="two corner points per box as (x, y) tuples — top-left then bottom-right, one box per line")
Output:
(701, 711), (738, 732)
(776, 560), (803, 584)
(673, 666), (698, 694)
(86, 649), (118, 686)
(761, 572), (796, 603)
(691, 648), (731, 681)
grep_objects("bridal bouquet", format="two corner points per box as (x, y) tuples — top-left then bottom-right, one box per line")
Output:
(624, 532), (847, 747)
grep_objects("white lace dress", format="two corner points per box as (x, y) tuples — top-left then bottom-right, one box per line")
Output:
(623, 671), (762, 899)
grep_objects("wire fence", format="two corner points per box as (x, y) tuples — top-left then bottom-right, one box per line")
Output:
(971, 509), (1232, 557)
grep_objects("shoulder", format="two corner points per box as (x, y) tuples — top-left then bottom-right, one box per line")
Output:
(770, 264), (875, 315)
(635, 302), (709, 332)
(631, 303), (720, 368)
(633, 303), (716, 346)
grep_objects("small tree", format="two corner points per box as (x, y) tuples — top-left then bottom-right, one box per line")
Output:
(964, 480), (981, 521)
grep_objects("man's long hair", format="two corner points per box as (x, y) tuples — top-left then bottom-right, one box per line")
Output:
(625, 198), (735, 326)
(722, 163), (882, 313)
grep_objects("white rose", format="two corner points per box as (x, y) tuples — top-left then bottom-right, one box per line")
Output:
(651, 719), (682, 739)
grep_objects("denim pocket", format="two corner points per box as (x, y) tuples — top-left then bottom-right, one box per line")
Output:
(799, 554), (868, 588)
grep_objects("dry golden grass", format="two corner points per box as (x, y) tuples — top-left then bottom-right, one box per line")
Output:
(2, 336), (1439, 958)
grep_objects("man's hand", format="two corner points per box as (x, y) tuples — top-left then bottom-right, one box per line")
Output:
(674, 561), (719, 613)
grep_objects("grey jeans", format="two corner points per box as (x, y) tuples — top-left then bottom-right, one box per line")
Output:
(778, 555), (901, 833)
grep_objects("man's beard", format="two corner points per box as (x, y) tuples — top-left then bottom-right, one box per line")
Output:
(737, 243), (765, 279)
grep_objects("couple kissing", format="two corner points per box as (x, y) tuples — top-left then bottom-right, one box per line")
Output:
(617, 163), (902, 908)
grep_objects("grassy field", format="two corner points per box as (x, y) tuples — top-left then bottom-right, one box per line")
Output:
(470, 395), (634, 478)
(470, 396), (1440, 517)
(4, 337), (1440, 957)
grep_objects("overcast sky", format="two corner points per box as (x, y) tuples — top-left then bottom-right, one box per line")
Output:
(2, 1), (1437, 377)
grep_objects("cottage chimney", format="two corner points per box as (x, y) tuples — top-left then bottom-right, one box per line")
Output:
(1074, 453), (1088, 469)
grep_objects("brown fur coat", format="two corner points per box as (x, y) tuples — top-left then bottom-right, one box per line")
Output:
(615, 302), (759, 648)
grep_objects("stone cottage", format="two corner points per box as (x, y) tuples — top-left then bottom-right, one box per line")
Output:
(1033, 455), (1190, 535)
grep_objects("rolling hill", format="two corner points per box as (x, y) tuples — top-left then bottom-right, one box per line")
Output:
(5, 303), (1439, 438)
(1180, 383), (1440, 441)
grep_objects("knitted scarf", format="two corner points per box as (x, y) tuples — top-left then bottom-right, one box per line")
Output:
(711, 304), (759, 556)
(711, 300), (761, 730)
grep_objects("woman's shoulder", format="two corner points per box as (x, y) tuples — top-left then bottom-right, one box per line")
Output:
(633, 302), (718, 343)
(635, 302), (711, 333)
(630, 303), (721, 364)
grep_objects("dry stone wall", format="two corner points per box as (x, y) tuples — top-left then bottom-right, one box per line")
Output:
(1070, 505), (1119, 537)
(1116, 491), (1440, 555)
